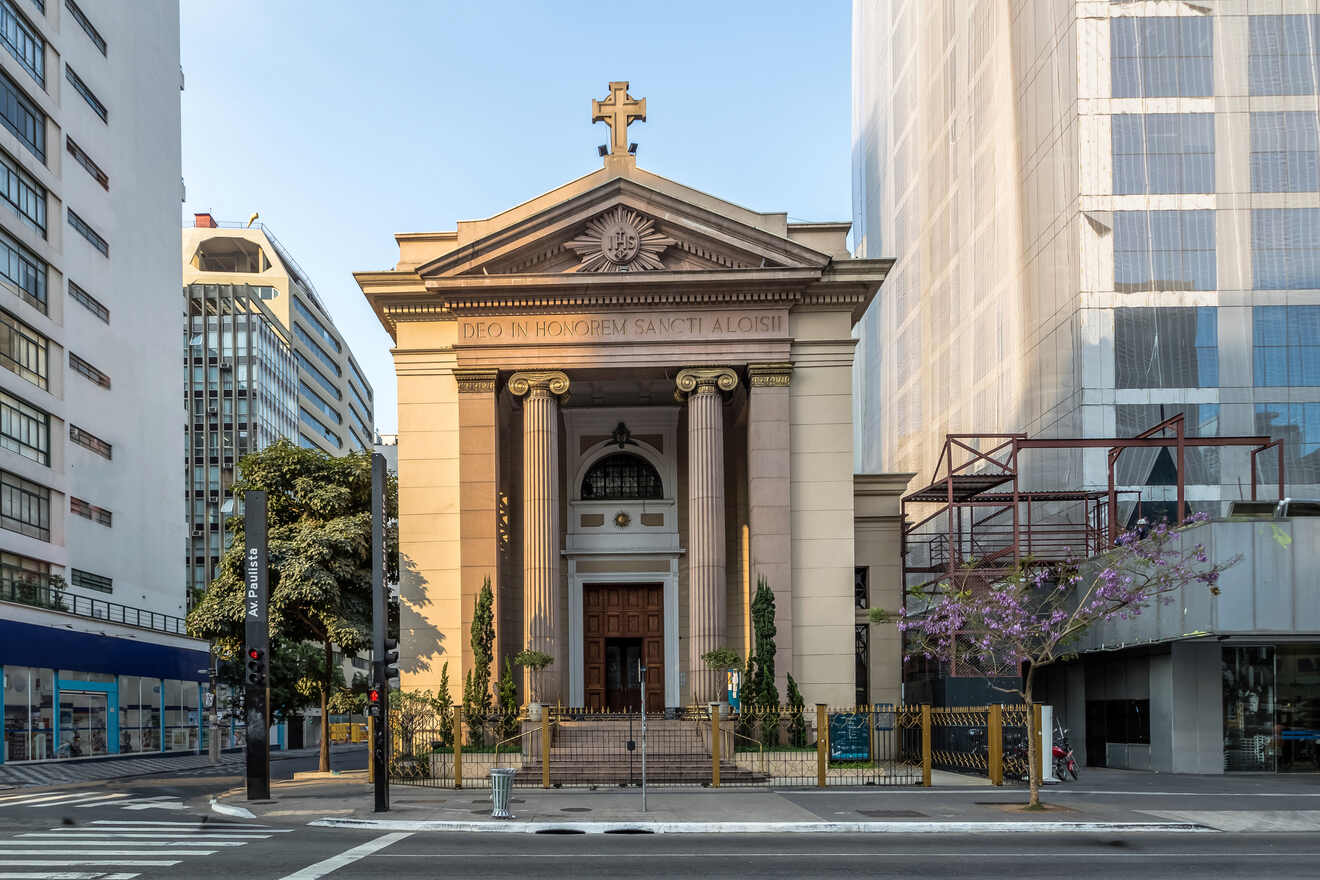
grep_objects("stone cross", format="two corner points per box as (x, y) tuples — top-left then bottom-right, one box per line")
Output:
(592, 81), (646, 156)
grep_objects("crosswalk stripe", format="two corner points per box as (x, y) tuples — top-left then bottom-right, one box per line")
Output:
(21, 839), (267, 844)
(0, 793), (126, 808)
(0, 851), (217, 857)
(0, 873), (141, 879)
(0, 862), (179, 868)
(89, 820), (271, 827)
(75, 798), (175, 810)
(0, 841), (249, 848)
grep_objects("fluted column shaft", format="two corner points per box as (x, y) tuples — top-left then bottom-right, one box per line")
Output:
(677, 367), (737, 704)
(509, 371), (569, 703)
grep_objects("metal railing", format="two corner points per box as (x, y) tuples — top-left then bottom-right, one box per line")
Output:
(0, 577), (189, 636)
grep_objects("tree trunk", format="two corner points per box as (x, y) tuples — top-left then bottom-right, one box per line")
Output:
(320, 639), (332, 773)
(1024, 670), (1040, 808)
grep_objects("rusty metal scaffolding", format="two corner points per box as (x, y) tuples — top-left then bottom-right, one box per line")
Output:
(901, 414), (1286, 592)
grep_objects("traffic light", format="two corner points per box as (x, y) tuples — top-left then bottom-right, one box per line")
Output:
(245, 648), (266, 687)
(367, 687), (382, 718)
(382, 638), (399, 685)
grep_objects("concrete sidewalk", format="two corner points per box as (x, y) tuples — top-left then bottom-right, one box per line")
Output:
(205, 766), (1320, 833)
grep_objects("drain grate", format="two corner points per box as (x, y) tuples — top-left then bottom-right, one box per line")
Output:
(535, 828), (586, 834)
(857, 809), (926, 818)
(560, 807), (592, 813)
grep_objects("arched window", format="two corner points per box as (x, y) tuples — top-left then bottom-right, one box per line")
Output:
(580, 453), (663, 500)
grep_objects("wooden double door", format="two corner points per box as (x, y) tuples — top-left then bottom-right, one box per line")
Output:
(583, 584), (664, 711)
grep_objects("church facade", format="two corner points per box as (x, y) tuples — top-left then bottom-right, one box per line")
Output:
(357, 84), (907, 710)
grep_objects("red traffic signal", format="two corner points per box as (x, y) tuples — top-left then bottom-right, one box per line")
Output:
(248, 648), (260, 660)
(368, 689), (381, 702)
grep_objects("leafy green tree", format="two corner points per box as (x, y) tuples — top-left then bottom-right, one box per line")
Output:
(186, 440), (398, 772)
(435, 662), (455, 749)
(747, 577), (780, 745)
(785, 674), (807, 747)
(462, 578), (495, 746)
(497, 659), (519, 742)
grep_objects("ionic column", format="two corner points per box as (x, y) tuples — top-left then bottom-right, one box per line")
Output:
(676, 366), (738, 704)
(509, 370), (570, 703)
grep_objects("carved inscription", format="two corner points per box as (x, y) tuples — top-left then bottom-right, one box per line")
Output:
(459, 311), (786, 345)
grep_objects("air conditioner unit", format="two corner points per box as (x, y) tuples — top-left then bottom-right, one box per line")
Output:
(219, 361), (233, 370)
(207, 405), (218, 415)
(191, 528), (202, 537)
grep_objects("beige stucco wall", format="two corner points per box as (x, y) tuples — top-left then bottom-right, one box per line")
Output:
(854, 473), (914, 707)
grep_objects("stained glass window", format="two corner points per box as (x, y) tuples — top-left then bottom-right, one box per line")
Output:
(580, 453), (662, 500)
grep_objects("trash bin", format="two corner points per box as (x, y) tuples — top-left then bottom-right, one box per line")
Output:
(490, 767), (517, 819)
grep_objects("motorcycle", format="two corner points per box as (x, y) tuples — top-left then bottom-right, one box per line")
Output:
(1053, 724), (1079, 781)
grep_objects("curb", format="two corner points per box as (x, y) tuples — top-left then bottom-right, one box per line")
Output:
(308, 817), (1213, 835)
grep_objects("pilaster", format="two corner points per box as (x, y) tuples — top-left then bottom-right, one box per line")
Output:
(747, 361), (793, 699)
(455, 368), (501, 678)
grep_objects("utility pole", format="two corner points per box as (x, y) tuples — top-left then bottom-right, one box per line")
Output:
(640, 664), (647, 813)
(208, 650), (220, 764)
(244, 490), (271, 801)
(369, 453), (397, 812)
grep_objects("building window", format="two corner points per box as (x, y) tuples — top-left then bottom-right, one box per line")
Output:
(1, 550), (53, 607)
(1254, 402), (1320, 486)
(66, 137), (108, 189)
(0, 1), (42, 86)
(299, 381), (340, 424)
(296, 351), (340, 400)
(348, 356), (372, 401)
(855, 623), (870, 707)
(64, 66), (106, 122)
(1251, 113), (1320, 193)
(1249, 14), (1320, 96)
(1114, 307), (1218, 388)
(1112, 114), (1214, 194)
(292, 296), (340, 353)
(68, 279), (108, 322)
(297, 433), (319, 451)
(70, 567), (111, 593)
(1116, 404), (1220, 485)
(0, 307), (45, 388)
(294, 323), (340, 376)
(1114, 210), (1215, 291)
(67, 208), (107, 256)
(1254, 306), (1320, 386)
(0, 388), (46, 464)
(0, 467), (47, 538)
(348, 382), (371, 426)
(854, 566), (869, 610)
(299, 407), (340, 448)
(69, 351), (109, 388)
(348, 401), (371, 443)
(69, 423), (110, 459)
(70, 495), (110, 526)
(1111, 16), (1212, 98)
(0, 146), (44, 235)
(0, 222), (44, 311)
(1252, 209), (1320, 290)
(580, 452), (663, 500)
(0, 66), (44, 160)
(63, 0), (104, 55)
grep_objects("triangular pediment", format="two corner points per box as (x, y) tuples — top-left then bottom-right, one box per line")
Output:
(413, 177), (831, 280)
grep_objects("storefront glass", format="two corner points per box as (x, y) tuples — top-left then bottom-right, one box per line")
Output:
(1223, 646), (1276, 771)
(57, 690), (108, 758)
(1277, 645), (1320, 773)
(117, 675), (161, 754)
(163, 679), (199, 752)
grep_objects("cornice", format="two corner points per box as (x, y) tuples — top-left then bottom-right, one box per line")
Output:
(453, 368), (498, 394)
(747, 362), (793, 387)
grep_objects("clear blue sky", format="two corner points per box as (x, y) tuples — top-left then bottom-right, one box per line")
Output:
(181, 1), (854, 433)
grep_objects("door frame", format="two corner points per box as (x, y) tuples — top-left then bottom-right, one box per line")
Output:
(53, 678), (119, 757)
(568, 559), (679, 709)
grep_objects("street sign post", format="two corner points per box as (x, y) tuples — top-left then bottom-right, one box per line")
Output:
(244, 490), (271, 801)
(370, 454), (391, 812)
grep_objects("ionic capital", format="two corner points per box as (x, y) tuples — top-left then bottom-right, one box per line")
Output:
(453, 368), (498, 394)
(747, 362), (793, 388)
(675, 366), (739, 400)
(507, 370), (571, 398)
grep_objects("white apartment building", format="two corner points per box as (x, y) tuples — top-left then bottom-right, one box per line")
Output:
(0, 1), (207, 768)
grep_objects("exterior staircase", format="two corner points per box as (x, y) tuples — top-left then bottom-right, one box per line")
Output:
(515, 717), (766, 785)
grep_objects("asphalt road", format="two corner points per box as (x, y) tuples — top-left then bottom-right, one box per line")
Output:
(1, 788), (1317, 880)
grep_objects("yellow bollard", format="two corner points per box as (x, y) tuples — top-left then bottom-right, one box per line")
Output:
(541, 712), (551, 789)
(712, 707), (721, 788)
(453, 706), (463, 790)
(816, 704), (828, 788)
(921, 705), (932, 787)
(367, 716), (374, 783)
(989, 704), (1003, 786)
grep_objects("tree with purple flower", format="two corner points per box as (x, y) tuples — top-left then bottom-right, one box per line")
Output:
(898, 513), (1237, 808)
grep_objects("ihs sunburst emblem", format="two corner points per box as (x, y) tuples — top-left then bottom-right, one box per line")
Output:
(566, 206), (675, 272)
